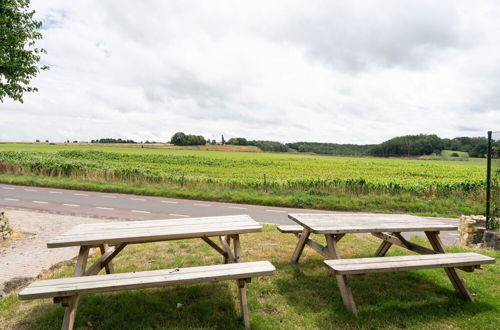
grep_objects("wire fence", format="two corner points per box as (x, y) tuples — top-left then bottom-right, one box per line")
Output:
(486, 131), (500, 229)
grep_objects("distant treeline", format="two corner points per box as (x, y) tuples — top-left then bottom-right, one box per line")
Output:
(227, 138), (288, 152)
(369, 135), (488, 157)
(227, 134), (489, 157)
(159, 131), (492, 157)
(286, 142), (372, 156)
(91, 138), (137, 144)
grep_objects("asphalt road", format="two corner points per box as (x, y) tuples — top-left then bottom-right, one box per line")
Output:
(0, 183), (459, 243)
(0, 183), (319, 224)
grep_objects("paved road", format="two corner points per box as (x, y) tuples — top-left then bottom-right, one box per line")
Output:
(0, 183), (459, 243)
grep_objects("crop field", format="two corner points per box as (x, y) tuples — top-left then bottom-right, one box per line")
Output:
(0, 143), (487, 217)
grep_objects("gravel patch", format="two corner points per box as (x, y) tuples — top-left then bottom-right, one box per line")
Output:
(0, 209), (117, 296)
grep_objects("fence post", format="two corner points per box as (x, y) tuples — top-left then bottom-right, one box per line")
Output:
(486, 131), (492, 230)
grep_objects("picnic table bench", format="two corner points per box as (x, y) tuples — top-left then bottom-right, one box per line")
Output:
(19, 214), (275, 329)
(280, 213), (496, 313)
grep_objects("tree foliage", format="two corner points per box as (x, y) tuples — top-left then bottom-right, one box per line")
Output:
(0, 0), (48, 102)
(226, 137), (288, 152)
(170, 132), (206, 146)
(287, 142), (372, 156)
(91, 138), (137, 144)
(442, 136), (488, 158)
(369, 134), (444, 157)
(227, 137), (248, 145)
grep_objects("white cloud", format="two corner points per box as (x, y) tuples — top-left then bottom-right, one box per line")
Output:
(1, 0), (499, 143)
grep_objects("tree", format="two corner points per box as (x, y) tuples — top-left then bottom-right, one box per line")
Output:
(171, 132), (187, 145)
(1, 0), (49, 103)
(170, 132), (206, 146)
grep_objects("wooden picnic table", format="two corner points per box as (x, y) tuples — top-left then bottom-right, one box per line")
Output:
(287, 213), (457, 262)
(285, 213), (494, 313)
(38, 214), (265, 329)
(48, 214), (262, 274)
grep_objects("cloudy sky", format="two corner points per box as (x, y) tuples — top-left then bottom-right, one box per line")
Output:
(2, 0), (499, 143)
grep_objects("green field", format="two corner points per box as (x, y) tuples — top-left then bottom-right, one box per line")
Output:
(0, 143), (487, 217)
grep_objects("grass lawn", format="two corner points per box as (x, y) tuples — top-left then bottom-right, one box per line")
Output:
(1, 225), (498, 329)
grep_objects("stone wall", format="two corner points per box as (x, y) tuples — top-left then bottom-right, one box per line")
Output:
(458, 215), (486, 247)
(0, 210), (11, 240)
(458, 214), (500, 250)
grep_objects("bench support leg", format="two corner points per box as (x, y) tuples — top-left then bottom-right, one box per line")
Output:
(374, 232), (393, 256)
(99, 244), (114, 274)
(60, 246), (89, 330)
(202, 237), (227, 259)
(84, 243), (126, 276)
(425, 231), (474, 302)
(237, 279), (250, 328)
(61, 296), (79, 330)
(291, 228), (310, 263)
(326, 234), (358, 314)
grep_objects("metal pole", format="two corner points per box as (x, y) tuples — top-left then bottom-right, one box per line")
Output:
(486, 131), (492, 230)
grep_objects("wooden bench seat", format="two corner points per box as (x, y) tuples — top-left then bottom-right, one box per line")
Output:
(277, 225), (303, 233)
(19, 261), (276, 329)
(324, 252), (495, 313)
(324, 252), (495, 275)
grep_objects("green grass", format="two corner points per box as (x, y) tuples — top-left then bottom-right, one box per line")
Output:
(1, 225), (498, 329)
(0, 143), (487, 217)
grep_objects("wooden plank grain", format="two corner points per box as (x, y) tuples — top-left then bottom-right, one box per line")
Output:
(63, 215), (257, 233)
(324, 253), (495, 275)
(288, 213), (456, 234)
(48, 224), (262, 248)
(19, 261), (276, 300)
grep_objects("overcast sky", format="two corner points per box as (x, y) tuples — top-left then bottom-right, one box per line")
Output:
(1, 0), (499, 143)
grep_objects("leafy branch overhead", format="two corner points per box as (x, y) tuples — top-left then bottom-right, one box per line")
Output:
(0, 0), (48, 103)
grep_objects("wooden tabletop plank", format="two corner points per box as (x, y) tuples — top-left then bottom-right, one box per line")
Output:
(63, 215), (256, 234)
(55, 222), (260, 238)
(48, 215), (262, 248)
(48, 225), (262, 244)
(288, 213), (456, 234)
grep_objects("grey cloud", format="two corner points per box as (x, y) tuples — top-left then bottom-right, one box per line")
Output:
(2, 0), (499, 143)
(275, 1), (461, 72)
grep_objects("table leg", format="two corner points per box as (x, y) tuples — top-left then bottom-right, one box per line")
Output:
(61, 246), (89, 330)
(99, 244), (114, 274)
(220, 235), (236, 263)
(232, 234), (242, 263)
(326, 234), (358, 314)
(425, 231), (474, 301)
